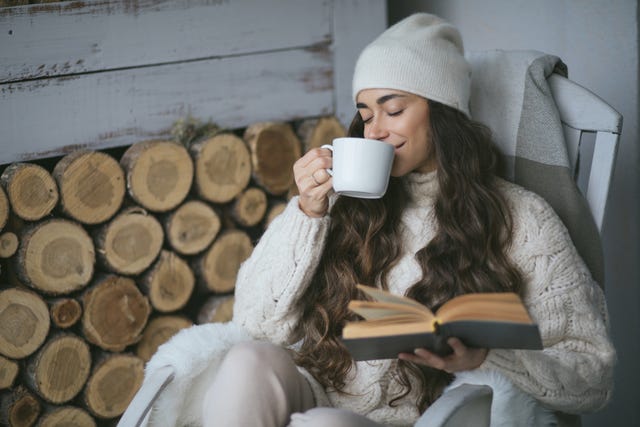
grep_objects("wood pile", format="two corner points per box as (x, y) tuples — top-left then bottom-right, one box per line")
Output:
(0, 116), (345, 426)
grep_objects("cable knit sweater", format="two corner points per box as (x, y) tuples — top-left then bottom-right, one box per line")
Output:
(233, 171), (615, 426)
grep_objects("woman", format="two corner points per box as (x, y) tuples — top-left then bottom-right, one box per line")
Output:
(202, 13), (615, 427)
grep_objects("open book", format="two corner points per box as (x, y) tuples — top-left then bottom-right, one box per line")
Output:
(341, 285), (542, 360)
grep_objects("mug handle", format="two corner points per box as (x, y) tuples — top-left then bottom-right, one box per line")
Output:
(320, 144), (334, 176)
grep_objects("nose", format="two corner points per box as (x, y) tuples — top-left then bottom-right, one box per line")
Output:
(364, 118), (388, 141)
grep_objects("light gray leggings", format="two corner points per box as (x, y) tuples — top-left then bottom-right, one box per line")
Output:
(202, 341), (386, 427)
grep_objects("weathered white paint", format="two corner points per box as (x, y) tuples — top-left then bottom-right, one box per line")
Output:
(1, 47), (333, 162)
(0, 0), (332, 82)
(0, 0), (387, 164)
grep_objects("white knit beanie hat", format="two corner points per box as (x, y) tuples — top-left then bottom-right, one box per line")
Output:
(352, 13), (471, 116)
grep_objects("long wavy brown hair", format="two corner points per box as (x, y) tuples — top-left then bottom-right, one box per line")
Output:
(292, 100), (524, 411)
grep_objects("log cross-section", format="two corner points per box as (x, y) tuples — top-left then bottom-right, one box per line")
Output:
(94, 207), (164, 276)
(35, 406), (96, 427)
(193, 229), (253, 294)
(81, 275), (151, 352)
(25, 333), (92, 405)
(0, 385), (41, 427)
(164, 200), (220, 256)
(82, 353), (145, 419)
(135, 315), (193, 362)
(53, 150), (125, 225)
(120, 140), (194, 212)
(244, 122), (302, 195)
(0, 288), (50, 360)
(1, 162), (59, 222)
(190, 132), (252, 204)
(16, 219), (95, 295)
(139, 250), (195, 313)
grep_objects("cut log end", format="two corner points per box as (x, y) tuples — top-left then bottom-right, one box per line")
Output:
(0, 385), (41, 427)
(194, 230), (254, 294)
(53, 151), (125, 225)
(244, 122), (302, 196)
(0, 186), (9, 231)
(1, 163), (59, 222)
(0, 288), (50, 359)
(192, 133), (252, 204)
(83, 353), (145, 419)
(296, 116), (346, 152)
(121, 140), (194, 212)
(36, 406), (96, 427)
(49, 298), (82, 329)
(95, 207), (164, 276)
(16, 219), (95, 295)
(135, 315), (193, 362)
(0, 355), (19, 390)
(230, 187), (267, 227)
(0, 232), (18, 258)
(82, 275), (151, 352)
(25, 334), (91, 404)
(140, 250), (195, 313)
(165, 200), (220, 256)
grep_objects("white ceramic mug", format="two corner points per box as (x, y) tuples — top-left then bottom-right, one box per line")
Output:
(321, 137), (394, 199)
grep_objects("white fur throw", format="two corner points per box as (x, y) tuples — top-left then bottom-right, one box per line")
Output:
(144, 321), (252, 427)
(446, 370), (558, 427)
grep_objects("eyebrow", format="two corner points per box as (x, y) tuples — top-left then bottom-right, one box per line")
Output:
(356, 93), (407, 109)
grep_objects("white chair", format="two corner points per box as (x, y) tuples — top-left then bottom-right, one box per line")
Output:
(116, 52), (621, 427)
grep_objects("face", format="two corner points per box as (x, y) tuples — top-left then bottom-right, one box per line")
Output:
(356, 88), (435, 177)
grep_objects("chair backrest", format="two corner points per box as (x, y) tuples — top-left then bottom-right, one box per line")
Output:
(547, 73), (623, 233)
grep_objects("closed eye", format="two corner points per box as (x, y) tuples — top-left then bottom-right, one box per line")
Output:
(388, 110), (403, 117)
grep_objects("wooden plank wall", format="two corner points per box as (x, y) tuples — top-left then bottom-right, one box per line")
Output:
(0, 0), (387, 164)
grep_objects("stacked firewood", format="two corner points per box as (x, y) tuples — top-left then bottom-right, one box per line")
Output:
(0, 116), (345, 427)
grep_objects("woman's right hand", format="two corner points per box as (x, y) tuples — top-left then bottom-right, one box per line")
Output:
(293, 147), (334, 218)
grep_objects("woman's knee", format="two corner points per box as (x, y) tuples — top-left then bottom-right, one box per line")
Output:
(289, 407), (383, 427)
(220, 340), (296, 378)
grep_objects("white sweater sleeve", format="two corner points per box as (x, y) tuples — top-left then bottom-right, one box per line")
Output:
(479, 188), (616, 413)
(232, 197), (331, 345)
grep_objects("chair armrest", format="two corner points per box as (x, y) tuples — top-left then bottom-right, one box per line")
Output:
(414, 383), (493, 427)
(118, 365), (176, 427)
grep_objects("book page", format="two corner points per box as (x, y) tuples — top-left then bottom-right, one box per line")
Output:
(348, 300), (432, 321)
(436, 292), (533, 324)
(356, 284), (430, 311)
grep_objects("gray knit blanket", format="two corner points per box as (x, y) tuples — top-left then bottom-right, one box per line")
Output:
(467, 50), (603, 284)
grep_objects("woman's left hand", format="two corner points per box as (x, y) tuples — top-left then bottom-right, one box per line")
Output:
(398, 338), (488, 373)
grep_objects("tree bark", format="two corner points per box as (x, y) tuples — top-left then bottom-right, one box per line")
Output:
(93, 206), (163, 276)
(1, 163), (58, 222)
(0, 185), (9, 232)
(81, 275), (151, 352)
(135, 315), (193, 362)
(120, 140), (194, 213)
(15, 219), (95, 295)
(138, 250), (194, 313)
(193, 229), (253, 293)
(190, 132), (252, 204)
(0, 385), (41, 427)
(0, 288), (50, 359)
(24, 333), (91, 404)
(244, 122), (302, 195)
(163, 200), (220, 256)
(82, 353), (144, 419)
(229, 187), (267, 227)
(52, 150), (125, 225)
